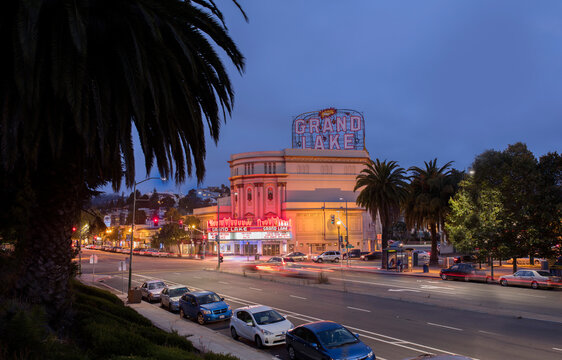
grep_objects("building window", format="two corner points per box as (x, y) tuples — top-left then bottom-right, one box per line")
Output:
(267, 187), (274, 201)
(264, 162), (276, 174)
(321, 165), (332, 174)
(297, 165), (309, 174)
(244, 163), (255, 175)
(344, 165), (355, 175)
(247, 188), (252, 201)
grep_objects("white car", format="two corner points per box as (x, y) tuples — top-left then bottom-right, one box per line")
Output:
(311, 251), (341, 263)
(140, 280), (166, 302)
(160, 285), (190, 311)
(230, 305), (294, 348)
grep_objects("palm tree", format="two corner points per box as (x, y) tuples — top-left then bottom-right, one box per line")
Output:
(0, 0), (245, 324)
(354, 159), (409, 269)
(405, 159), (455, 265)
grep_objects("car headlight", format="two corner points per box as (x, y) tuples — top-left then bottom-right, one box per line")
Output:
(260, 328), (273, 335)
(367, 350), (374, 358)
(201, 309), (211, 314)
(227, 305), (231, 310)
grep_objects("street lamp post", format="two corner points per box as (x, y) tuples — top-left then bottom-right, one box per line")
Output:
(128, 176), (166, 291)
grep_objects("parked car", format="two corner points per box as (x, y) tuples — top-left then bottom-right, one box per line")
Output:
(413, 250), (430, 263)
(152, 249), (171, 257)
(311, 251), (341, 263)
(230, 305), (294, 348)
(160, 285), (190, 311)
(286, 321), (375, 360)
(360, 251), (381, 261)
(453, 254), (478, 264)
(140, 248), (158, 256)
(179, 290), (232, 325)
(440, 264), (490, 282)
(140, 280), (167, 302)
(284, 252), (308, 261)
(342, 249), (362, 259)
(499, 270), (561, 289)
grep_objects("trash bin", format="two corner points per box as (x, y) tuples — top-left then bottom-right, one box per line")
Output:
(422, 264), (429, 273)
(128, 287), (142, 304)
(255, 254), (260, 261)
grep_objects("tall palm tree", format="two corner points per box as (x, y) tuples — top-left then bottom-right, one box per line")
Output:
(0, 0), (245, 325)
(405, 159), (454, 265)
(354, 159), (409, 269)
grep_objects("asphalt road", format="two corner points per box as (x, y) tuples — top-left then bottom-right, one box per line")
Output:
(79, 250), (562, 360)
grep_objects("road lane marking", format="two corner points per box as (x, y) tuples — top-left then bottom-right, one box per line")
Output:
(427, 322), (463, 331)
(116, 273), (473, 359)
(333, 277), (455, 294)
(174, 272), (181, 275)
(290, 295), (307, 300)
(347, 306), (371, 312)
(553, 348), (562, 352)
(388, 289), (421, 292)
(249, 287), (263, 291)
(219, 281), (229, 285)
(193, 276), (202, 279)
(478, 330), (498, 336)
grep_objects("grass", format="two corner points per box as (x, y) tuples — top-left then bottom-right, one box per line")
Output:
(0, 279), (238, 360)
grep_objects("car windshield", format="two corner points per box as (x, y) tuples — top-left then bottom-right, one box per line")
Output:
(148, 282), (165, 290)
(253, 309), (285, 325)
(536, 271), (551, 277)
(197, 293), (221, 304)
(169, 287), (189, 297)
(316, 327), (358, 348)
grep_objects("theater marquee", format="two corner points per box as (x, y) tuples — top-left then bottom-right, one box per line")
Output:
(292, 108), (365, 150)
(206, 217), (292, 241)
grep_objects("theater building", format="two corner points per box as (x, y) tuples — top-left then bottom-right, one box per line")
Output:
(193, 108), (381, 256)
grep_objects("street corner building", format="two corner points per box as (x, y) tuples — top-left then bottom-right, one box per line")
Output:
(193, 108), (383, 256)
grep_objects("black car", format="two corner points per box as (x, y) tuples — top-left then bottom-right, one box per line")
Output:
(440, 263), (490, 282)
(360, 251), (381, 261)
(342, 249), (362, 259)
(453, 254), (478, 264)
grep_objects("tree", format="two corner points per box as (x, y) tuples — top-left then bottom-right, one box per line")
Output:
(126, 210), (147, 226)
(405, 159), (455, 265)
(164, 208), (182, 223)
(354, 159), (409, 268)
(0, 0), (245, 324)
(152, 223), (188, 254)
(160, 196), (176, 209)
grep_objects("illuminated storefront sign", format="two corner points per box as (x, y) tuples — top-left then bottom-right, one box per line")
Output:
(292, 108), (365, 150)
(206, 217), (292, 240)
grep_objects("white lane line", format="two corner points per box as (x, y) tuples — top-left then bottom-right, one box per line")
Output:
(290, 295), (307, 300)
(249, 287), (263, 291)
(553, 348), (562, 352)
(427, 322), (463, 331)
(174, 272), (181, 275)
(333, 278), (455, 294)
(347, 306), (371, 313)
(193, 276), (202, 279)
(219, 281), (229, 285)
(478, 330), (498, 336)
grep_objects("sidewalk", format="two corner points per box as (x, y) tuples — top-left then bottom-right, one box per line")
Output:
(80, 277), (274, 360)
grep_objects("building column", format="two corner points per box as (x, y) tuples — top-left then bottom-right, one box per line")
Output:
(236, 184), (243, 218)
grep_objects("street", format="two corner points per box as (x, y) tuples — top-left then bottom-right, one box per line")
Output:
(80, 250), (562, 360)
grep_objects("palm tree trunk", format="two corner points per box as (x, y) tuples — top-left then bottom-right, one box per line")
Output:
(429, 222), (439, 265)
(13, 159), (86, 328)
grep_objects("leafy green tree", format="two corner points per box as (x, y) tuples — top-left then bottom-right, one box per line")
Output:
(164, 208), (182, 223)
(354, 159), (409, 268)
(0, 0), (245, 322)
(152, 223), (188, 254)
(405, 159), (455, 265)
(126, 210), (147, 226)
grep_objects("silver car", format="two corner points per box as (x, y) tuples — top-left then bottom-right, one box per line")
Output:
(499, 270), (561, 289)
(161, 285), (190, 311)
(140, 280), (166, 302)
(312, 251), (341, 263)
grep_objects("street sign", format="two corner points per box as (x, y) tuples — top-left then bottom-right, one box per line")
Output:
(89, 255), (98, 264)
(118, 261), (127, 271)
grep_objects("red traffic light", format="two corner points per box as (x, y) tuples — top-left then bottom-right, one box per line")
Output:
(153, 217), (159, 225)
(72, 227), (77, 232)
(179, 220), (183, 225)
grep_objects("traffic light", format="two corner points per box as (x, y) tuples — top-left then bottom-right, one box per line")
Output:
(330, 215), (335, 224)
(178, 219), (184, 229)
(153, 217), (159, 226)
(72, 226), (77, 232)
(345, 236), (349, 247)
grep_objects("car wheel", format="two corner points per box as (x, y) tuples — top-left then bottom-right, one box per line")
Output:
(287, 345), (297, 360)
(531, 281), (539, 289)
(255, 335), (263, 349)
(180, 309), (186, 319)
(147, 294), (152, 303)
(230, 327), (239, 340)
(441, 273), (447, 280)
(317, 258), (323, 263)
(464, 275), (470, 282)
(334, 257), (339, 263)
(500, 279), (508, 286)
(197, 312), (205, 325)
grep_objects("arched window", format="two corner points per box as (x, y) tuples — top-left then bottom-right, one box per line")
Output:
(247, 188), (252, 201)
(267, 187), (274, 201)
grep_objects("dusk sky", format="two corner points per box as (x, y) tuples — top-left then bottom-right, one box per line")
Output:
(104, 0), (562, 194)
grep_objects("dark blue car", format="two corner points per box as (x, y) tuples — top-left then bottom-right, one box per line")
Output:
(178, 290), (232, 325)
(286, 321), (375, 360)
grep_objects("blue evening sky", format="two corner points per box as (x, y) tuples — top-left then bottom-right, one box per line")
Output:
(103, 1), (562, 195)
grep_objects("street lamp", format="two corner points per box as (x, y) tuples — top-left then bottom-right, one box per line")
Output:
(128, 176), (166, 291)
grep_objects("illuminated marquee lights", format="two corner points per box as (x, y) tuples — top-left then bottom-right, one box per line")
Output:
(207, 217), (293, 234)
(292, 108), (365, 150)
